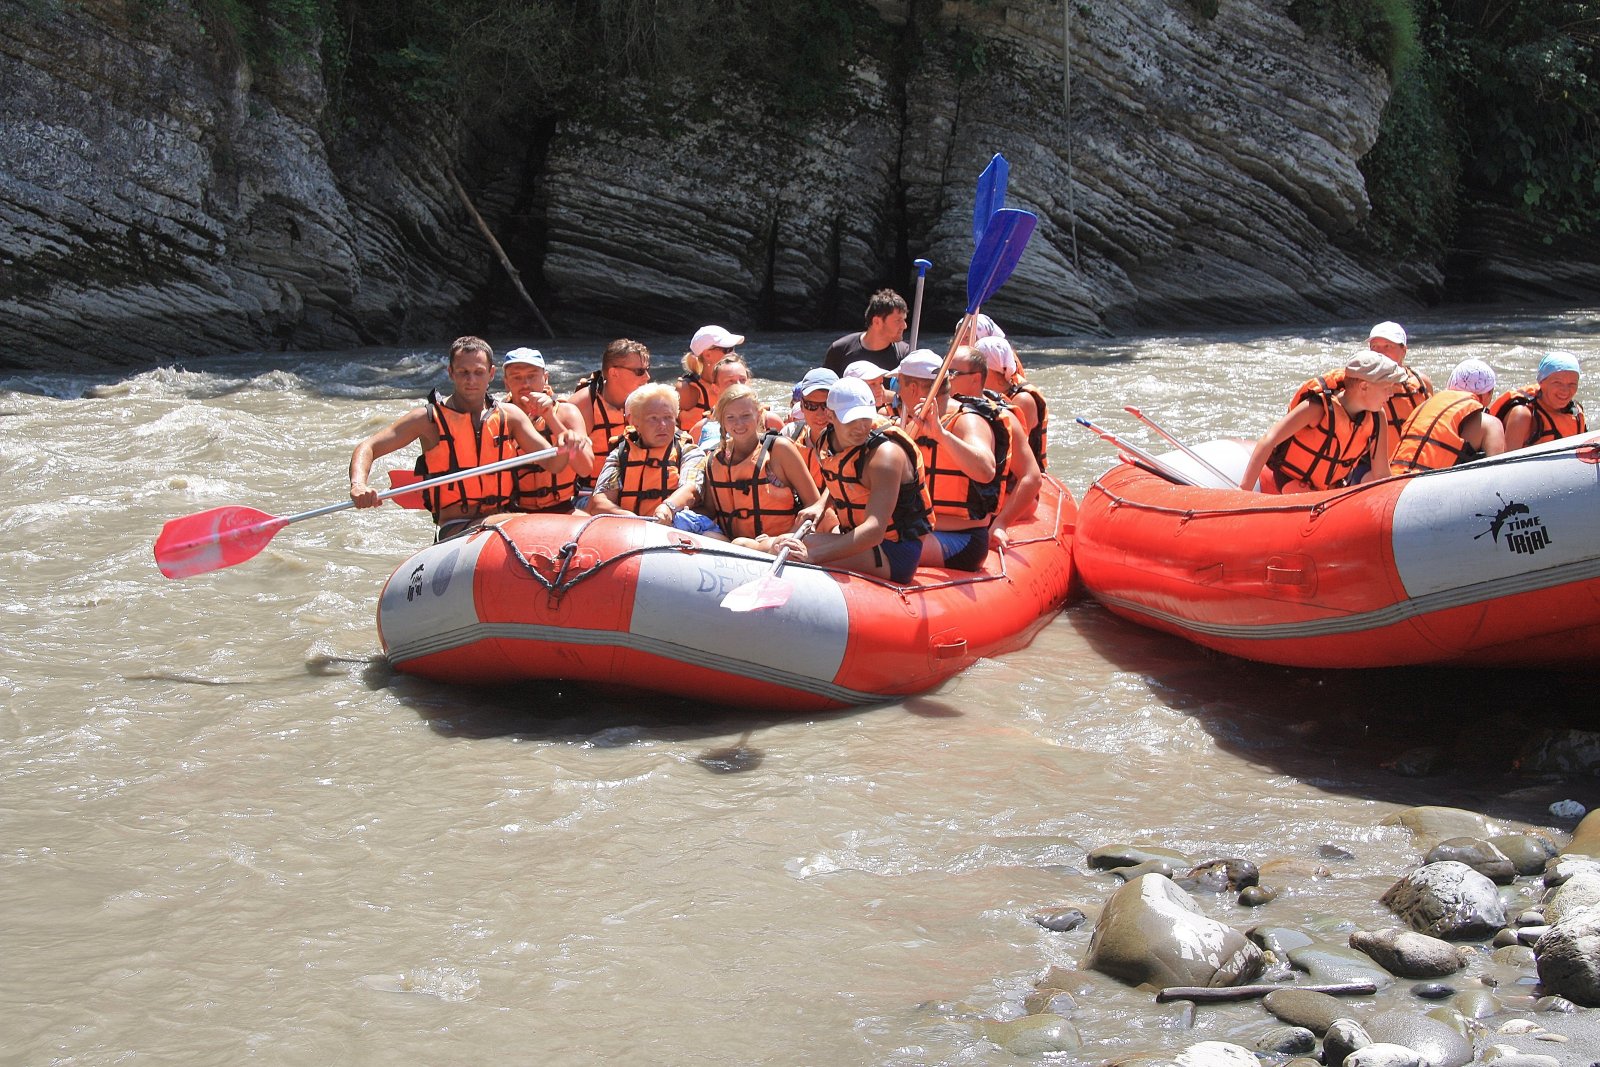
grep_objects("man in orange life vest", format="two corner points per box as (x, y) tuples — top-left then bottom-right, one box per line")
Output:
(1390, 358), (1506, 475)
(348, 336), (585, 539)
(500, 348), (595, 513)
(567, 339), (653, 503)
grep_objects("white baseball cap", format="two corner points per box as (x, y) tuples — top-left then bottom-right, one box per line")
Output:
(1369, 321), (1407, 346)
(974, 336), (1015, 374)
(843, 359), (888, 381)
(972, 313), (1006, 341)
(827, 378), (879, 423)
(895, 349), (943, 380)
(504, 347), (546, 368)
(689, 325), (745, 356)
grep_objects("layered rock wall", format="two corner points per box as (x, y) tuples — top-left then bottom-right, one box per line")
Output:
(0, 0), (1571, 371)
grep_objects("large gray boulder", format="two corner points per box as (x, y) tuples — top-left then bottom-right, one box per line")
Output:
(1534, 902), (1600, 1007)
(1380, 861), (1507, 940)
(1083, 873), (1264, 989)
(1349, 929), (1466, 979)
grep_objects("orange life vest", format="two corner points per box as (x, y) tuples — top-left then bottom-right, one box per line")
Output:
(818, 424), (933, 543)
(702, 432), (801, 539)
(1317, 365), (1431, 438)
(575, 374), (629, 485)
(415, 390), (515, 522)
(505, 390), (577, 513)
(611, 429), (692, 515)
(915, 394), (1010, 521)
(1266, 381), (1380, 491)
(1006, 380), (1050, 470)
(783, 422), (826, 493)
(677, 371), (711, 432)
(1489, 385), (1587, 447)
(1390, 390), (1485, 475)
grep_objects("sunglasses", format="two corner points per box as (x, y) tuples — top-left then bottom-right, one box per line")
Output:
(615, 365), (651, 378)
(800, 399), (828, 412)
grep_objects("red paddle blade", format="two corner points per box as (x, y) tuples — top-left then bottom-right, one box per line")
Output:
(153, 506), (288, 579)
(720, 574), (794, 613)
(386, 469), (427, 510)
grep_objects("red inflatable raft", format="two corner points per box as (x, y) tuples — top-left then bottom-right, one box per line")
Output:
(1074, 433), (1600, 669)
(378, 476), (1077, 711)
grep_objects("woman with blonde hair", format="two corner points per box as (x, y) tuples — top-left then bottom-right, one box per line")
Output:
(677, 324), (744, 431)
(698, 384), (821, 551)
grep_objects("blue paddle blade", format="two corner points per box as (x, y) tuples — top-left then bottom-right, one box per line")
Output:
(966, 207), (1037, 313)
(973, 153), (1010, 245)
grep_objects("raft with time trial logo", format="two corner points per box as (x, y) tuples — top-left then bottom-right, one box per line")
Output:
(377, 476), (1078, 711)
(1072, 431), (1600, 668)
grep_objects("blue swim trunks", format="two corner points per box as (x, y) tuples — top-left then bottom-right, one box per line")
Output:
(930, 526), (990, 571)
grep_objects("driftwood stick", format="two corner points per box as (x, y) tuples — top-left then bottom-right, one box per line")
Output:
(1155, 981), (1377, 1004)
(446, 167), (555, 339)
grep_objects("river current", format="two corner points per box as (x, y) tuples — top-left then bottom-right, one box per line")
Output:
(4, 308), (1598, 1064)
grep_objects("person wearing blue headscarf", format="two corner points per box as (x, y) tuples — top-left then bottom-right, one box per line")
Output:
(1489, 352), (1587, 451)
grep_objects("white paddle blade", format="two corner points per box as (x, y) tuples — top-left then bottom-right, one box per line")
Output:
(720, 575), (794, 613)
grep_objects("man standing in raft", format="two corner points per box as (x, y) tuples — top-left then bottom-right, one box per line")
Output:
(774, 377), (933, 583)
(347, 336), (583, 540)
(500, 347), (594, 513)
(1490, 352), (1587, 451)
(1238, 352), (1408, 493)
(1390, 358), (1506, 475)
(822, 289), (910, 375)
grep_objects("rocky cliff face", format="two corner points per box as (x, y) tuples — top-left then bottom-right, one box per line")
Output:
(0, 0), (1572, 371)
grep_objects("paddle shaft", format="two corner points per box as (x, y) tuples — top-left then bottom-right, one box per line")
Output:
(767, 517), (815, 576)
(908, 258), (932, 351)
(1075, 417), (1202, 487)
(1123, 406), (1235, 488)
(313, 448), (558, 524)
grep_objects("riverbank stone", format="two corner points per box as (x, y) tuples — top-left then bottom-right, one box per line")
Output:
(1286, 943), (1396, 988)
(1178, 857), (1258, 892)
(1255, 1024), (1316, 1055)
(1344, 1044), (1425, 1067)
(1381, 807), (1500, 846)
(1262, 988), (1355, 1035)
(1533, 903), (1600, 1006)
(1239, 885), (1277, 907)
(1380, 861), (1507, 939)
(1568, 808), (1600, 857)
(1366, 1008), (1474, 1066)
(1542, 870), (1600, 923)
(1489, 835), (1558, 876)
(1324, 1017), (1374, 1065)
(981, 1014), (1082, 1055)
(1174, 1041), (1255, 1066)
(1542, 856), (1600, 887)
(1082, 873), (1263, 990)
(1250, 925), (1316, 956)
(1349, 929), (1466, 978)
(1087, 844), (1190, 871)
(1032, 907), (1087, 932)
(1409, 982), (1454, 1000)
(1425, 838), (1515, 884)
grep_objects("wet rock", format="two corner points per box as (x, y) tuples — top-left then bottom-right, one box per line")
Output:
(1034, 966), (1101, 998)
(1238, 885), (1277, 907)
(1381, 807), (1500, 846)
(1110, 858), (1176, 881)
(1425, 838), (1516, 885)
(1344, 1045), (1425, 1067)
(1032, 907), (1087, 932)
(1492, 928), (1521, 948)
(1542, 870), (1600, 923)
(1515, 909), (1547, 926)
(1541, 856), (1600, 887)
(1569, 808), (1600, 857)
(1320, 843), (1358, 861)
(1173, 1041), (1256, 1067)
(1533, 994), (1576, 1012)
(1262, 988), (1353, 1035)
(1083, 874), (1264, 990)
(1349, 929), (1465, 978)
(1451, 988), (1501, 1018)
(1287, 943), (1396, 988)
(1478, 1054), (1560, 1067)
(1250, 925), (1315, 956)
(980, 1014), (1082, 1055)
(1324, 1017), (1374, 1066)
(1492, 944), (1536, 967)
(1178, 857), (1259, 892)
(1380, 861), (1507, 940)
(1260, 857), (1333, 880)
(1021, 988), (1077, 1016)
(1409, 981), (1455, 1000)
(1515, 728), (1600, 775)
(1255, 1024), (1316, 1055)
(1515, 925), (1549, 945)
(1087, 844), (1190, 871)
(1365, 1008), (1474, 1066)
(1489, 834), (1558, 876)
(1532, 903), (1600, 1006)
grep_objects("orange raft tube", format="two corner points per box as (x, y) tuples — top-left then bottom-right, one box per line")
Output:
(378, 476), (1077, 711)
(1074, 433), (1600, 669)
